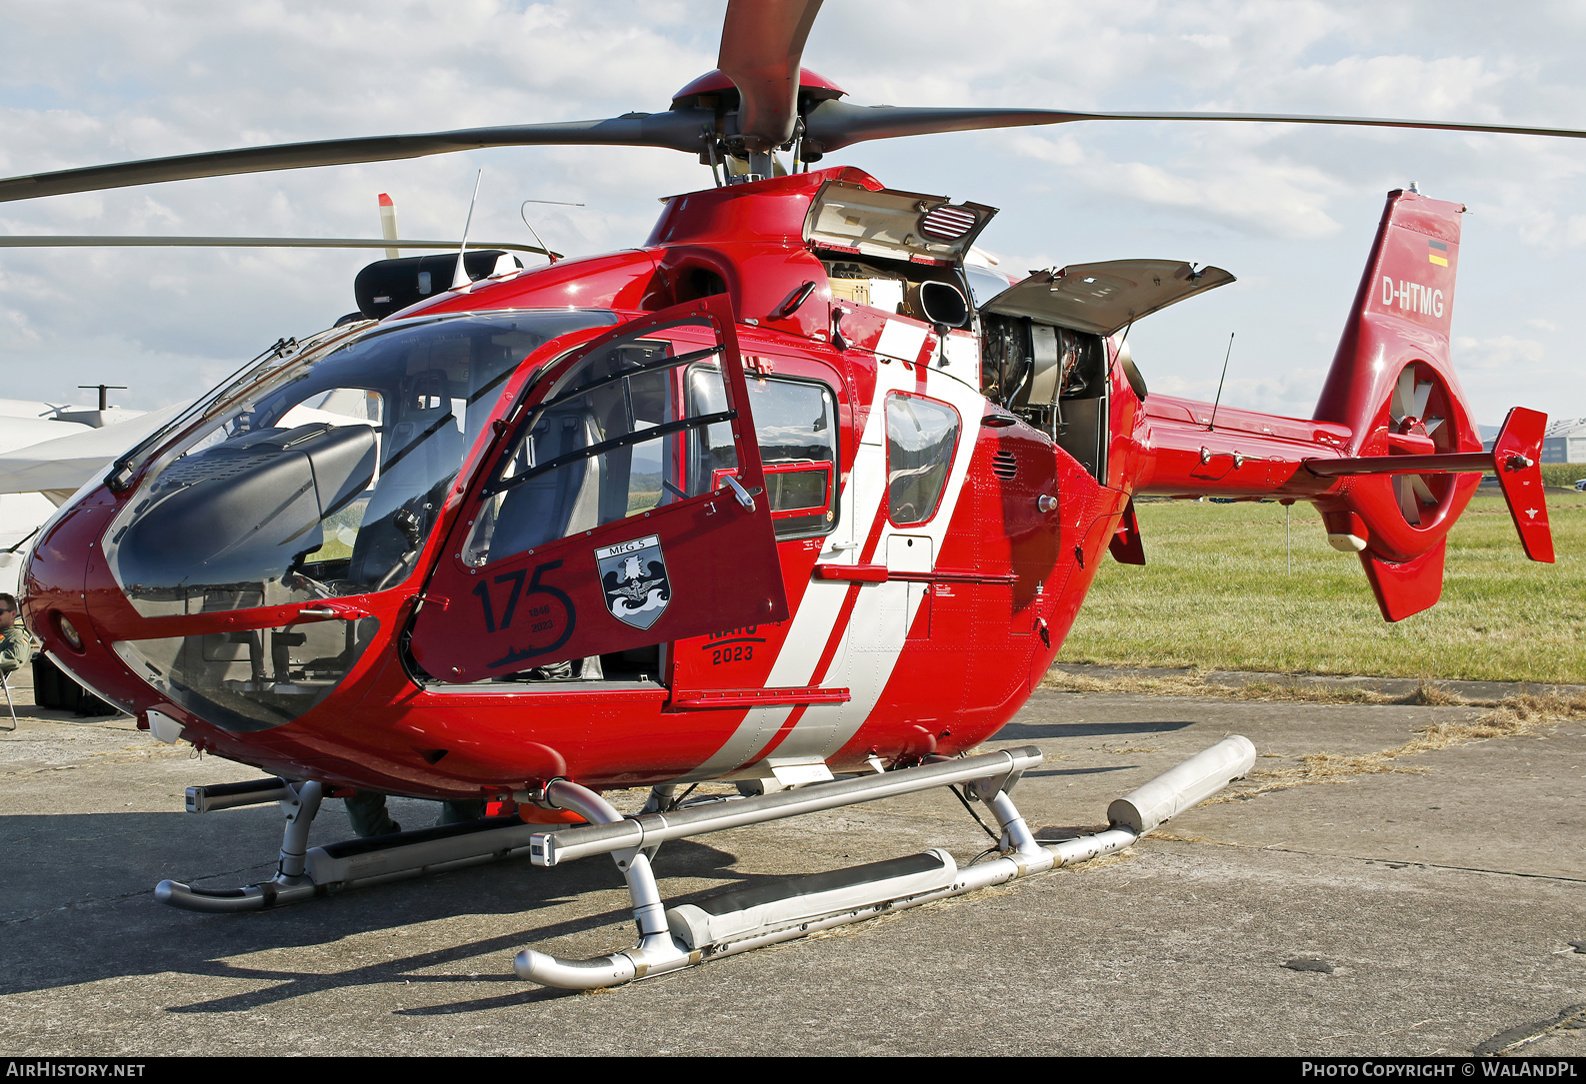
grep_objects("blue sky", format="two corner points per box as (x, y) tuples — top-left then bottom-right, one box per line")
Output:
(3, 0), (1584, 427)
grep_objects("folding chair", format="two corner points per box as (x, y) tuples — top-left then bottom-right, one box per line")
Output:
(1, 667), (17, 731)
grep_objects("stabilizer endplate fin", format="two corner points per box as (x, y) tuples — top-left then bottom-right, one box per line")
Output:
(1491, 407), (1555, 563)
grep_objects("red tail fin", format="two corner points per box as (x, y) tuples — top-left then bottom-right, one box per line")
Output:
(1314, 189), (1483, 621)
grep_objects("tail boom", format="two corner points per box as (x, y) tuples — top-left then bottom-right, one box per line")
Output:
(1118, 189), (1552, 621)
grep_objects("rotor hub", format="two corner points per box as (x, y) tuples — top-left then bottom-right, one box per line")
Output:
(671, 67), (846, 112)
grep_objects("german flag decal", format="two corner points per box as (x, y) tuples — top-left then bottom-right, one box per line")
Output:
(1428, 239), (1449, 267)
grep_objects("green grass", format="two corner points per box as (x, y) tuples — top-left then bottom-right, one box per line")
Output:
(1058, 490), (1586, 683)
(303, 501), (368, 563)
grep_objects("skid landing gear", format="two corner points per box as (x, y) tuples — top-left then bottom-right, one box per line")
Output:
(513, 736), (1256, 990)
(156, 779), (327, 911)
(152, 737), (1255, 990)
(155, 778), (554, 911)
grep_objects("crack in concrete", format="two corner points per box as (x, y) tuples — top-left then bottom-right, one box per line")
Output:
(1149, 833), (1586, 885)
(0, 764), (80, 777)
(1474, 1002), (1586, 1056)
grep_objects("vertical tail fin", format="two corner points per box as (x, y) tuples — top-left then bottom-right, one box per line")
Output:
(378, 193), (399, 260)
(1313, 189), (1483, 621)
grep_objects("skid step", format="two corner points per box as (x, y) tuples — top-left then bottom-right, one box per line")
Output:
(186, 777), (293, 813)
(159, 811), (548, 913)
(667, 849), (959, 952)
(306, 814), (542, 885)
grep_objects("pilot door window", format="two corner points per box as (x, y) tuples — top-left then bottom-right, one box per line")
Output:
(687, 368), (839, 540)
(463, 320), (734, 568)
(886, 393), (960, 526)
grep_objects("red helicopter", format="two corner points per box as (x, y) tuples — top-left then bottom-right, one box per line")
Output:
(5, 1), (1564, 989)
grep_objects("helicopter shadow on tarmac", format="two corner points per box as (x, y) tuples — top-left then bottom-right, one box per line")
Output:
(990, 718), (1196, 741)
(0, 715), (1199, 1015)
(0, 803), (804, 1014)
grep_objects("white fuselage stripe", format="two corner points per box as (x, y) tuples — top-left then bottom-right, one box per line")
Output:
(693, 322), (987, 778)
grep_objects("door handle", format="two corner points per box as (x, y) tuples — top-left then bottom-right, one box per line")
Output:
(723, 474), (757, 512)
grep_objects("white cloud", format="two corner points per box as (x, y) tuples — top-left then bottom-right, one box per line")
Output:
(0, 0), (1582, 424)
(1452, 334), (1546, 371)
(1009, 133), (1344, 239)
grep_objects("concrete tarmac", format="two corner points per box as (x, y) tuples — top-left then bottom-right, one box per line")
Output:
(1, 671), (1582, 1057)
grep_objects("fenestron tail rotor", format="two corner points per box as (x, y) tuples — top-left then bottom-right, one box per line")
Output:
(1388, 364), (1451, 527)
(2, 0), (1586, 206)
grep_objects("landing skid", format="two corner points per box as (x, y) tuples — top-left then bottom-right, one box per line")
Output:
(155, 779), (555, 911)
(514, 736), (1254, 988)
(155, 737), (1255, 989)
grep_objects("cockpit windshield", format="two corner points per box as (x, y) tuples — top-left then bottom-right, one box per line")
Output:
(104, 309), (617, 618)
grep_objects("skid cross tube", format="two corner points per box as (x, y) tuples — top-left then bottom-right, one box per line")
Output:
(528, 746), (1046, 867)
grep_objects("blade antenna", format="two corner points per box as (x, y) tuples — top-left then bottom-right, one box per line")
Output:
(451, 169), (484, 290)
(1208, 332), (1235, 432)
(519, 199), (583, 266)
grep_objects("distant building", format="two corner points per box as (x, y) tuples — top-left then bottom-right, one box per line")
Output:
(1483, 417), (1586, 463)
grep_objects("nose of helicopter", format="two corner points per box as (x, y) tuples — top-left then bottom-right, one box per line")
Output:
(19, 480), (144, 715)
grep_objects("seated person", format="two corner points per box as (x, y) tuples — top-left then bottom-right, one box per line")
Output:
(0, 594), (33, 676)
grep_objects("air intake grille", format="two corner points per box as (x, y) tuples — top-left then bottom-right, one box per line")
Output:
(919, 204), (979, 241)
(991, 450), (1018, 480)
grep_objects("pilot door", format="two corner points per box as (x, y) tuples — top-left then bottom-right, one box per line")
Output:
(409, 297), (790, 684)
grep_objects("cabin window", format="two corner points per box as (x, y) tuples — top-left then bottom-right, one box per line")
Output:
(886, 393), (960, 526)
(688, 369), (839, 540)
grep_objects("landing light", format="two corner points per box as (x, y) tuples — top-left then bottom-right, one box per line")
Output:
(55, 613), (83, 652)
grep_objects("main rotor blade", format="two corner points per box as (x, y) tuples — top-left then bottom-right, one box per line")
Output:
(802, 100), (1586, 154)
(0, 236), (554, 256)
(0, 112), (713, 205)
(718, 0), (823, 152)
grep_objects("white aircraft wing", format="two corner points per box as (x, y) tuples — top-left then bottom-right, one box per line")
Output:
(0, 416), (92, 455)
(0, 404), (184, 499)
